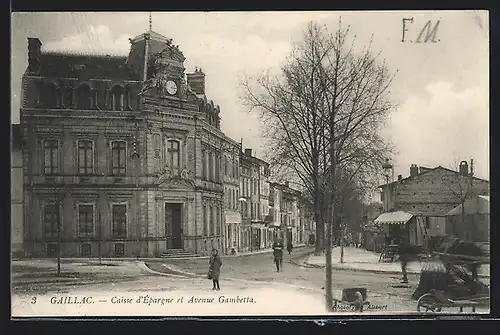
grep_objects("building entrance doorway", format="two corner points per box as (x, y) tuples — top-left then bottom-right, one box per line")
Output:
(165, 203), (183, 249)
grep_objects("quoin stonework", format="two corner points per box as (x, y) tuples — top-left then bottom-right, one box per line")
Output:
(18, 27), (315, 258)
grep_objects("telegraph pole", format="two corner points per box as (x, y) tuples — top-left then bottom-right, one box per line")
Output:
(470, 158), (474, 188)
(325, 101), (336, 312)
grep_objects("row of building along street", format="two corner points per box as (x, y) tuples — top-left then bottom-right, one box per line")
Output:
(11, 28), (316, 259)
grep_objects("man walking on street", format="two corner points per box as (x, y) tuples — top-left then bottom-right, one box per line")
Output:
(398, 237), (410, 284)
(273, 239), (284, 272)
(287, 241), (293, 255)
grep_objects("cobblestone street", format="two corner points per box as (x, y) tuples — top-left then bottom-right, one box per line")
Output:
(150, 247), (422, 312)
(12, 247), (490, 315)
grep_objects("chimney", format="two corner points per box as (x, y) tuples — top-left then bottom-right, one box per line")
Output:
(245, 148), (252, 157)
(285, 181), (290, 188)
(410, 164), (419, 177)
(397, 174), (402, 181)
(459, 161), (469, 177)
(27, 38), (42, 74)
(186, 67), (206, 95)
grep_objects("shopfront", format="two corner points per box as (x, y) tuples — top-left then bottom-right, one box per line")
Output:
(374, 211), (414, 245)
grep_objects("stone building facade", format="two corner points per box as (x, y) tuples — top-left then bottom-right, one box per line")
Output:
(12, 124), (24, 257)
(269, 182), (302, 246)
(258, 158), (272, 249)
(238, 149), (272, 251)
(379, 163), (489, 245)
(20, 29), (239, 257)
(222, 136), (242, 254)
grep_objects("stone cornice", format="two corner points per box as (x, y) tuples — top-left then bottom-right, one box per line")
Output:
(21, 109), (145, 121)
(23, 75), (142, 84)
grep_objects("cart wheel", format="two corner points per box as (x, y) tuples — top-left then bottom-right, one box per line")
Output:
(417, 293), (442, 313)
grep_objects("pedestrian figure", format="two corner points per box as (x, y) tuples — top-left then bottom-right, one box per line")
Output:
(273, 240), (284, 272)
(209, 248), (222, 290)
(287, 241), (293, 255)
(398, 238), (410, 284)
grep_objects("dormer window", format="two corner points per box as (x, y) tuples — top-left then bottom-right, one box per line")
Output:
(42, 83), (59, 109)
(111, 86), (125, 111)
(76, 84), (92, 109)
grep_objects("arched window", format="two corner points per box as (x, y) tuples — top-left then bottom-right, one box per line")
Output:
(201, 149), (207, 180)
(111, 86), (124, 111)
(76, 84), (92, 109)
(43, 83), (59, 109)
(166, 140), (180, 175)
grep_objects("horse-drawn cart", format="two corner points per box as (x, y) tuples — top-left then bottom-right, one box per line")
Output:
(415, 251), (490, 313)
(417, 289), (489, 313)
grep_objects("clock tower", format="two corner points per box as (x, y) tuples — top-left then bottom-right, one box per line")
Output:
(127, 29), (187, 99)
(146, 37), (187, 99)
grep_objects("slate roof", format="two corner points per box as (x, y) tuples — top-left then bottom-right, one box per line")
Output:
(36, 52), (141, 81)
(131, 30), (172, 44)
(445, 195), (490, 216)
(378, 165), (489, 188)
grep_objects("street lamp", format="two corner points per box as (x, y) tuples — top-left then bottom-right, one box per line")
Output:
(382, 158), (394, 185)
(382, 158), (394, 213)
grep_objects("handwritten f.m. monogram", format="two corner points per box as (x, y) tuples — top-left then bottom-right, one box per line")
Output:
(416, 20), (440, 43)
(402, 18), (440, 43)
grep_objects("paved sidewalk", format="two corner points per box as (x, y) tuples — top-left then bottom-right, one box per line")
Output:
(305, 247), (490, 279)
(11, 244), (308, 263)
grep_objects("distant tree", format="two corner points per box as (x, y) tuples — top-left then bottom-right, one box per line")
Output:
(441, 159), (486, 240)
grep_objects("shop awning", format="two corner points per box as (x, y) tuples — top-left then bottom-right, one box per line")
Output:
(374, 211), (413, 225)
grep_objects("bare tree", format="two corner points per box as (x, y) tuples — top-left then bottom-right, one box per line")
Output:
(240, 20), (396, 310)
(441, 159), (486, 240)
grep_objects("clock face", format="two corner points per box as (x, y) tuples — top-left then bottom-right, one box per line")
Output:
(166, 80), (178, 95)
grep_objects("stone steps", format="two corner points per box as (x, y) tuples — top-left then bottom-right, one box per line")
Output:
(160, 249), (202, 259)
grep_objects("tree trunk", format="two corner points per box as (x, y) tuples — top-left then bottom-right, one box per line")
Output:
(314, 208), (323, 255)
(325, 202), (333, 311)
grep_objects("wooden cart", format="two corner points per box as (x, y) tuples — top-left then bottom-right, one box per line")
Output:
(417, 289), (489, 313)
(416, 252), (490, 313)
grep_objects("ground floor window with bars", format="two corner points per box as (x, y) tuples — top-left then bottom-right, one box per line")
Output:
(112, 204), (127, 238)
(80, 243), (91, 257)
(47, 244), (58, 257)
(115, 243), (125, 256)
(44, 204), (59, 239)
(78, 204), (94, 237)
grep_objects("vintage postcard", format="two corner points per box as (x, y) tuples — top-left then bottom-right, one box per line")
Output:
(11, 11), (490, 317)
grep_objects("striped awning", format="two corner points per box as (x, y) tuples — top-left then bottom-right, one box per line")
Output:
(374, 211), (413, 225)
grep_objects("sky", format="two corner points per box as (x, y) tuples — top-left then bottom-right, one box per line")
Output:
(11, 11), (489, 181)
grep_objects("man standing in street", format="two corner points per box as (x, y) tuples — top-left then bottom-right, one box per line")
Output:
(273, 239), (284, 272)
(287, 240), (293, 255)
(398, 237), (410, 284)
